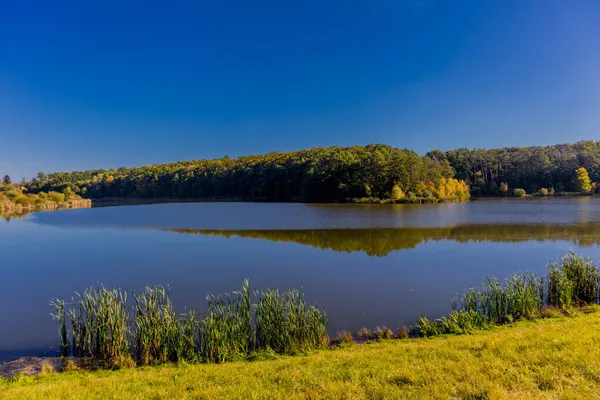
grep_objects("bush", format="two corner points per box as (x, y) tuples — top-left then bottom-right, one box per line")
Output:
(539, 188), (549, 196)
(374, 326), (393, 341)
(391, 185), (405, 200)
(356, 327), (372, 340)
(422, 190), (434, 199)
(406, 192), (418, 203)
(395, 326), (409, 339)
(335, 331), (354, 346)
(513, 188), (527, 197)
(48, 191), (66, 203)
(416, 316), (442, 337)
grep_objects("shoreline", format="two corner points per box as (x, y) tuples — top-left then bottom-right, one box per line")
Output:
(2, 252), (596, 377)
(0, 199), (92, 217)
(3, 311), (600, 398)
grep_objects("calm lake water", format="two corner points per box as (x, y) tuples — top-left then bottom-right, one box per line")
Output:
(2, 198), (600, 362)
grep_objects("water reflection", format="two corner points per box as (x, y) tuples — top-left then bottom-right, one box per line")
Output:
(164, 223), (600, 256)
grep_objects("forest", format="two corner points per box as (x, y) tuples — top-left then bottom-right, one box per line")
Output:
(14, 140), (600, 203)
(428, 140), (600, 195)
(22, 145), (468, 203)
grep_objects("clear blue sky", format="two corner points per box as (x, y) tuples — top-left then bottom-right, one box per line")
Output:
(1, 1), (600, 179)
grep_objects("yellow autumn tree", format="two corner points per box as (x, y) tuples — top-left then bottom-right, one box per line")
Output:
(391, 185), (405, 200)
(574, 167), (592, 192)
(426, 177), (469, 201)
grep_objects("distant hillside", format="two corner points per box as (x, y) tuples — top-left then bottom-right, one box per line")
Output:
(22, 140), (600, 202)
(24, 144), (468, 203)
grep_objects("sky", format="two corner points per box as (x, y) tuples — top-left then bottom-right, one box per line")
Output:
(1, 1), (600, 179)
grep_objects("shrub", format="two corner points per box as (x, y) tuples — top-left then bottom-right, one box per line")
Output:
(539, 188), (549, 196)
(406, 192), (418, 203)
(48, 191), (66, 203)
(416, 316), (442, 337)
(374, 326), (393, 341)
(391, 185), (405, 200)
(513, 188), (527, 197)
(356, 327), (372, 340)
(335, 331), (354, 346)
(395, 326), (409, 339)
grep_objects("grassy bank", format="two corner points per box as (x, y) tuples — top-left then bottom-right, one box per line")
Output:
(3, 310), (600, 399)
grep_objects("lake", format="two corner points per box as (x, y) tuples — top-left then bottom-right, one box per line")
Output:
(2, 197), (600, 362)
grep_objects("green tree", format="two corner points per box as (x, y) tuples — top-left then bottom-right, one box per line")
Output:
(574, 167), (592, 192)
(3, 175), (11, 185)
(63, 187), (74, 201)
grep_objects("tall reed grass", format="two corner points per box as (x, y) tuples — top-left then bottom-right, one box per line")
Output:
(51, 280), (327, 367)
(51, 252), (600, 367)
(255, 288), (327, 353)
(418, 251), (600, 336)
(546, 252), (600, 307)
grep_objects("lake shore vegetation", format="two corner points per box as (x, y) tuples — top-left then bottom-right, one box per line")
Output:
(0, 182), (91, 215)
(3, 252), (600, 398)
(15, 252), (594, 372)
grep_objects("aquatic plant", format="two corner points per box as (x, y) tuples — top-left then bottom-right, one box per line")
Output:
(134, 286), (195, 365)
(48, 252), (600, 371)
(395, 325), (409, 339)
(255, 287), (328, 354)
(200, 280), (252, 363)
(356, 327), (372, 341)
(49, 299), (69, 357)
(335, 330), (355, 346)
(455, 272), (541, 324)
(52, 280), (327, 367)
(374, 326), (393, 340)
(67, 286), (131, 367)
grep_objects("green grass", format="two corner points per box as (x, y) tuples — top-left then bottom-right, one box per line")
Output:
(3, 308), (600, 399)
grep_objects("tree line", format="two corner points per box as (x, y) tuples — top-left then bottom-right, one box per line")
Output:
(428, 140), (600, 195)
(18, 140), (600, 202)
(24, 144), (468, 202)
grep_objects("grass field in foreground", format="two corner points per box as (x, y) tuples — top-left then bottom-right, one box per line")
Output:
(3, 310), (600, 400)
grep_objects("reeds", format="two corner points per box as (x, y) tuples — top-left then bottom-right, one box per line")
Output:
(200, 279), (252, 362)
(50, 252), (600, 369)
(454, 251), (600, 326)
(255, 287), (328, 353)
(52, 280), (327, 367)
(49, 299), (68, 357)
(546, 251), (600, 307)
(62, 286), (132, 367)
(134, 286), (185, 365)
